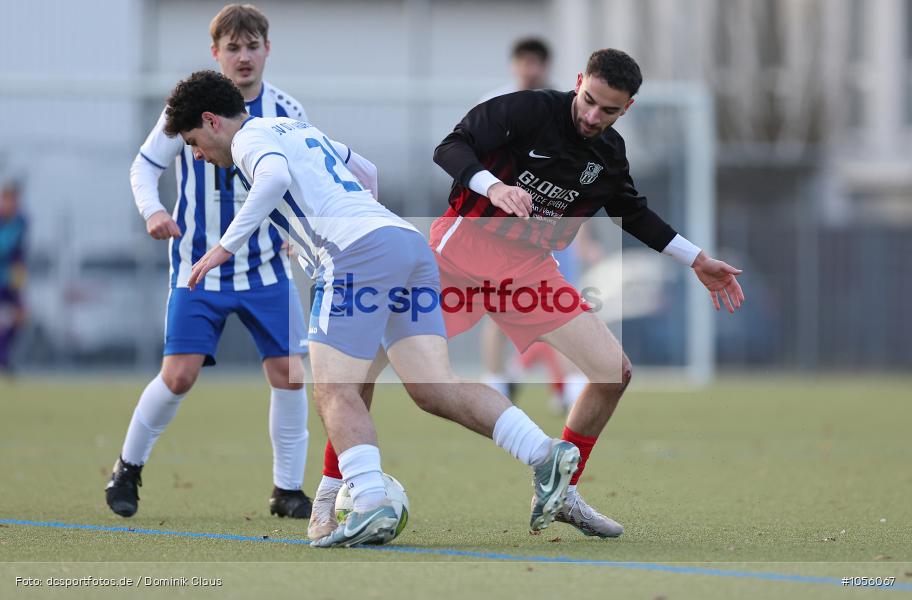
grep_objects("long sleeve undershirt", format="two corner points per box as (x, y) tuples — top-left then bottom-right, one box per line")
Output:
(219, 153), (292, 254)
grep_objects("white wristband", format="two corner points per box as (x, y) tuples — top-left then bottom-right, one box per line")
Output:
(662, 234), (702, 267)
(468, 169), (502, 197)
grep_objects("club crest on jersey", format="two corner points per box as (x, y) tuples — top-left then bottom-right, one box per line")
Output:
(580, 162), (604, 185)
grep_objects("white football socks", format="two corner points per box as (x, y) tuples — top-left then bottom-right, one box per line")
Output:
(492, 406), (552, 467)
(338, 444), (387, 512)
(121, 374), (185, 465)
(269, 386), (310, 490)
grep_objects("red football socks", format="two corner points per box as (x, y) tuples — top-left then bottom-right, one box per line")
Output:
(562, 426), (597, 485)
(323, 440), (342, 479)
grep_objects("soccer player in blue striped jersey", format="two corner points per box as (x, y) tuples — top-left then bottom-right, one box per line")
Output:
(106, 5), (317, 520)
(164, 71), (581, 547)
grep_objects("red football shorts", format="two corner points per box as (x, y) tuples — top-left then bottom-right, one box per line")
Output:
(428, 212), (590, 352)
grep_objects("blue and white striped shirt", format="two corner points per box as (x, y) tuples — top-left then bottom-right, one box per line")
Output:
(132, 81), (307, 290)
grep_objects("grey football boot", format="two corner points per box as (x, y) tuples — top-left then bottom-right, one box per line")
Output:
(310, 504), (399, 548)
(529, 440), (580, 531)
(552, 489), (625, 538)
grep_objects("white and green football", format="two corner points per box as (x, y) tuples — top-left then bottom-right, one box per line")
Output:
(335, 473), (410, 538)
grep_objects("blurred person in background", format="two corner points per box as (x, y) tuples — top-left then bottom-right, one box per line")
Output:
(479, 37), (591, 414)
(105, 4), (314, 522)
(0, 180), (27, 377)
(480, 37), (552, 103)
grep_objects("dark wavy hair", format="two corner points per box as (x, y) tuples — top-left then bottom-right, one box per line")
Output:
(585, 49), (642, 97)
(163, 70), (246, 137)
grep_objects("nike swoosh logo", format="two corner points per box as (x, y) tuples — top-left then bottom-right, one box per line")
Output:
(539, 460), (558, 494)
(528, 150), (551, 159)
(343, 517), (372, 538)
(342, 507), (385, 537)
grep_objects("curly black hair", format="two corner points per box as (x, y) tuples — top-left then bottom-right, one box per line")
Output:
(585, 49), (642, 97)
(163, 70), (246, 137)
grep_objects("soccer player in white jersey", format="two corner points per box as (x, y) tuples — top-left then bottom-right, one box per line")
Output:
(106, 5), (315, 520)
(163, 70), (581, 547)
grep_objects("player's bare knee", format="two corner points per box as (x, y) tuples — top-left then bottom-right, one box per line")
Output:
(620, 355), (633, 392)
(588, 354), (632, 392)
(264, 357), (304, 390)
(267, 368), (304, 391)
(161, 369), (197, 395)
(585, 357), (632, 400)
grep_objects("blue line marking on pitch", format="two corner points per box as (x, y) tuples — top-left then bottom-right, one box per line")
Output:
(3, 518), (911, 591)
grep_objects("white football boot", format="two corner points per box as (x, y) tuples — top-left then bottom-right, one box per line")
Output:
(553, 488), (624, 538)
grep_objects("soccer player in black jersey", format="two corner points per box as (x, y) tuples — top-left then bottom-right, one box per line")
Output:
(317, 48), (743, 539)
(427, 48), (744, 537)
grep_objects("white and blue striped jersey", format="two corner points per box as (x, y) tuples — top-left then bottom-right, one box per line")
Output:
(227, 116), (416, 276)
(133, 82), (307, 290)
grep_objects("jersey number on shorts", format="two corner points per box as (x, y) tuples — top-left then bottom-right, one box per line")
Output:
(306, 136), (363, 193)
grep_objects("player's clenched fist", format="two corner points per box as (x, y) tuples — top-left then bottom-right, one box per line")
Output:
(487, 182), (533, 219)
(145, 210), (182, 240)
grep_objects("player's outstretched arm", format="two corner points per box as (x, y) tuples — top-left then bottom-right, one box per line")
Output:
(690, 251), (744, 313)
(219, 153), (292, 253)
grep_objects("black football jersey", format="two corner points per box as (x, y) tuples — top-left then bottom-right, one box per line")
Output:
(433, 89), (677, 252)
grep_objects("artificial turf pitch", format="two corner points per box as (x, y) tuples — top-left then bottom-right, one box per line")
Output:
(1, 375), (910, 598)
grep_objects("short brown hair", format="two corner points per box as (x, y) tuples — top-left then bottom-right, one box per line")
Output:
(210, 4), (269, 44)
